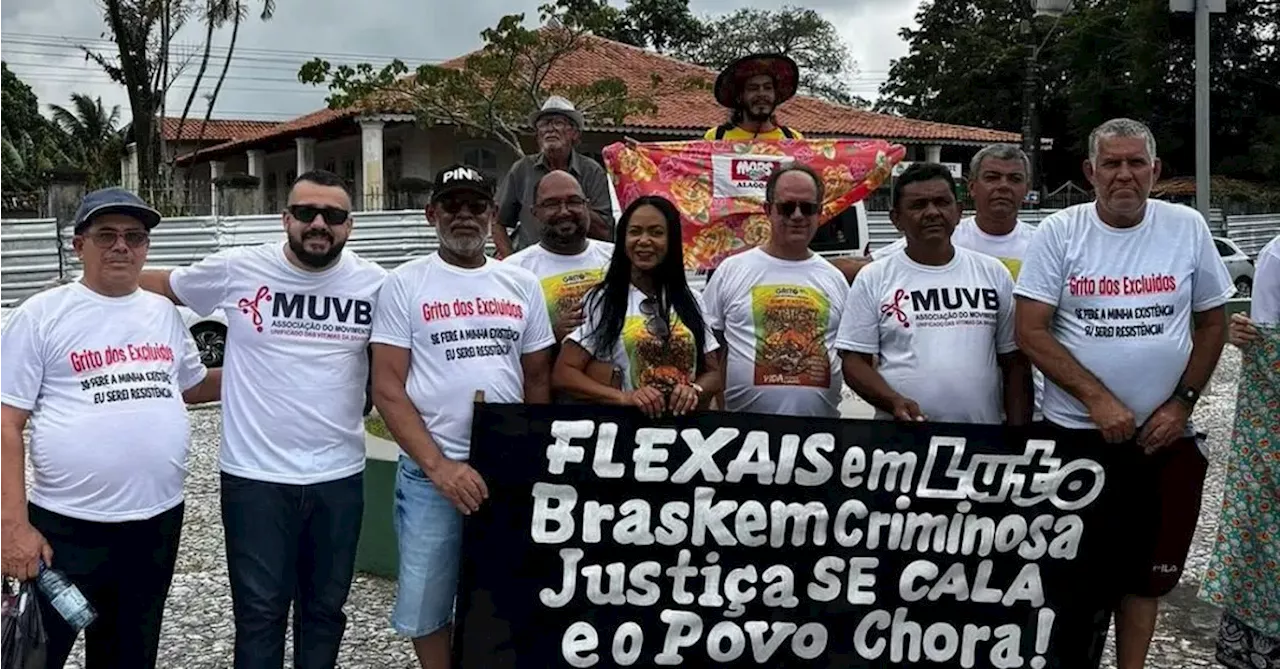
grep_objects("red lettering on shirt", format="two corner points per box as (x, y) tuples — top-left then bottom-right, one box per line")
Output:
(421, 300), (453, 322)
(1068, 274), (1177, 297)
(474, 297), (525, 319)
(68, 342), (175, 374)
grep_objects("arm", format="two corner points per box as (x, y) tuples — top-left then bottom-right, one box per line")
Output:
(139, 269), (182, 305)
(491, 224), (516, 260)
(711, 329), (727, 410)
(521, 348), (553, 404)
(587, 209), (613, 242)
(1136, 306), (1228, 452)
(998, 352), (1033, 425)
(552, 339), (630, 406)
(839, 351), (923, 420)
(833, 272), (923, 421)
(1014, 298), (1118, 407)
(580, 161), (615, 242)
(371, 343), (450, 473)
(493, 164), (522, 258)
(0, 405), (50, 580)
(175, 316), (220, 404)
(182, 368), (223, 405)
(150, 250), (237, 316)
(670, 340), (724, 415)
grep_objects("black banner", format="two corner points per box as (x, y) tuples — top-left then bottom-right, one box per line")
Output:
(454, 405), (1140, 668)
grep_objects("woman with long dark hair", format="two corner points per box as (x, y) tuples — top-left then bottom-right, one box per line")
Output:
(552, 196), (722, 418)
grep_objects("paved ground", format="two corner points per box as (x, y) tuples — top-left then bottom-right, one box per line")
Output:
(57, 349), (1243, 668)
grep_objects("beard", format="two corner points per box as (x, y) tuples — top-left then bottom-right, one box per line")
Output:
(288, 227), (345, 268)
(440, 219), (490, 256)
(543, 213), (587, 246)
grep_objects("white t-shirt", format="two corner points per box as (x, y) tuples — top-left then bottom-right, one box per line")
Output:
(0, 282), (207, 522)
(876, 217), (1036, 279)
(702, 248), (848, 417)
(169, 243), (387, 484)
(370, 254), (555, 461)
(1251, 234), (1280, 325)
(568, 286), (720, 393)
(1014, 200), (1236, 429)
(836, 247), (1018, 424)
(504, 240), (614, 330)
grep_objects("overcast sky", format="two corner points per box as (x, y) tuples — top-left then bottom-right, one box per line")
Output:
(1, 0), (920, 125)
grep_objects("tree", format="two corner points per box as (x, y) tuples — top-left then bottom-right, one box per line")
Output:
(298, 1), (705, 158)
(673, 6), (868, 107)
(1, 63), (73, 192)
(567, 0), (706, 53)
(48, 94), (124, 188)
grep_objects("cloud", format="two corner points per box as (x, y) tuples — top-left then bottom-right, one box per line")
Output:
(0, 0), (921, 125)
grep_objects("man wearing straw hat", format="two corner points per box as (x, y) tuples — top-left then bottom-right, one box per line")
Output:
(704, 53), (805, 141)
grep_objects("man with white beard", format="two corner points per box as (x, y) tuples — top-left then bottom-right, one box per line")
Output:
(369, 164), (555, 668)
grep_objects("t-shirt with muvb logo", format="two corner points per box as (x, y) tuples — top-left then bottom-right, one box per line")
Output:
(835, 247), (1018, 424)
(1013, 199), (1235, 429)
(169, 242), (388, 485)
(0, 282), (208, 521)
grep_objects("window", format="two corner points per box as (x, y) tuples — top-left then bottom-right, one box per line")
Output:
(1215, 239), (1236, 258)
(323, 158), (337, 173)
(460, 144), (500, 179)
(342, 159), (357, 184)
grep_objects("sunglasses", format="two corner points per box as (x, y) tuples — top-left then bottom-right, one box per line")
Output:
(85, 230), (150, 248)
(771, 201), (820, 217)
(640, 297), (670, 339)
(288, 205), (350, 226)
(438, 198), (493, 216)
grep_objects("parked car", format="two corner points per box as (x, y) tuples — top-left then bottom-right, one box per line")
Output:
(1213, 236), (1255, 298)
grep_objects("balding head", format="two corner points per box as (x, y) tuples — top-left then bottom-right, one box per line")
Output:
(533, 170), (590, 253)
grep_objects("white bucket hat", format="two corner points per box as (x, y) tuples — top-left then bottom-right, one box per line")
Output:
(529, 95), (585, 130)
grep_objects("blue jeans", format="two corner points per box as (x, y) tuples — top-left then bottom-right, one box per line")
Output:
(220, 471), (364, 669)
(391, 456), (463, 638)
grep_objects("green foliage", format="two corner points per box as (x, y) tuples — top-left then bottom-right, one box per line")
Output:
(2, 63), (75, 192)
(299, 1), (705, 157)
(48, 94), (124, 189)
(878, 0), (1280, 186)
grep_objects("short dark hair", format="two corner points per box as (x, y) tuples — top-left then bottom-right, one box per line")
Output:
(293, 169), (351, 196)
(892, 162), (957, 210)
(764, 163), (825, 204)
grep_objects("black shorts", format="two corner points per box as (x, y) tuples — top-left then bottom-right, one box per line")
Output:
(1048, 423), (1208, 598)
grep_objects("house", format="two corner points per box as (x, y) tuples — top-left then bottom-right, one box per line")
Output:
(120, 117), (281, 191)
(171, 33), (1021, 215)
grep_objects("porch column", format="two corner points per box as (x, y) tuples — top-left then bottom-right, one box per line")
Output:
(246, 149), (266, 213)
(360, 118), (385, 211)
(925, 144), (942, 163)
(295, 137), (316, 176)
(209, 160), (226, 216)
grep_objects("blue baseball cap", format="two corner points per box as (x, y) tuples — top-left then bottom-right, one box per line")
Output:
(73, 187), (162, 234)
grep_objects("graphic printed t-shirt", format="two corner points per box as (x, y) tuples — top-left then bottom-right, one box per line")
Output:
(569, 286), (720, 393)
(702, 248), (848, 417)
(370, 254), (555, 461)
(504, 240), (614, 330)
(836, 247), (1018, 424)
(875, 217), (1036, 279)
(169, 243), (387, 485)
(1014, 200), (1236, 429)
(1252, 234), (1280, 324)
(0, 282), (208, 522)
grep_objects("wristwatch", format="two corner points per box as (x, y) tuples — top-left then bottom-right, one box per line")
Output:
(1172, 384), (1200, 408)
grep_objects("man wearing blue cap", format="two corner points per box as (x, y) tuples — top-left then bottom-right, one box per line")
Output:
(1, 187), (221, 669)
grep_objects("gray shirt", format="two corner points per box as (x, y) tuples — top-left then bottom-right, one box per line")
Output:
(496, 151), (613, 250)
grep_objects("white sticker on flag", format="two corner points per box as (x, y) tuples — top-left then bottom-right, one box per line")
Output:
(711, 153), (795, 199)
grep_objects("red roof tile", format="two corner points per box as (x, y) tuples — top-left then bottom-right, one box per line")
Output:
(179, 32), (1018, 163)
(159, 116), (281, 142)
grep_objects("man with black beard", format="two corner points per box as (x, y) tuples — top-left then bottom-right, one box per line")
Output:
(370, 164), (553, 668)
(505, 170), (614, 343)
(138, 170), (387, 669)
(704, 53), (805, 141)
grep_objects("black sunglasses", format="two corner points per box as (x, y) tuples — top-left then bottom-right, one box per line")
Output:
(438, 198), (493, 216)
(771, 200), (820, 217)
(288, 205), (350, 226)
(640, 298), (670, 339)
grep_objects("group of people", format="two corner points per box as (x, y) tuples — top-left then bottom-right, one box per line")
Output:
(0, 49), (1275, 669)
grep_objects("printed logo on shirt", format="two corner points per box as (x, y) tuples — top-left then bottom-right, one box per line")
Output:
(1067, 274), (1181, 339)
(68, 343), (180, 405)
(750, 284), (831, 387)
(881, 286), (1000, 329)
(1000, 257), (1023, 280)
(622, 314), (696, 393)
(237, 285), (374, 341)
(540, 268), (604, 324)
(420, 296), (527, 362)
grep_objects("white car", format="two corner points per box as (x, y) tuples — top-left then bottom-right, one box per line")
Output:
(1213, 236), (1256, 298)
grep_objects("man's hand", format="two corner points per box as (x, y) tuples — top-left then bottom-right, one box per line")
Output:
(426, 459), (489, 515)
(1138, 399), (1191, 455)
(890, 396), (926, 422)
(1, 520), (52, 581)
(625, 386), (666, 419)
(1085, 393), (1137, 443)
(554, 304), (585, 342)
(668, 384), (699, 416)
(1228, 313), (1259, 348)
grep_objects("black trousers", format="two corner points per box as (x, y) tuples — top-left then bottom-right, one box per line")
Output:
(220, 471), (364, 669)
(29, 502), (184, 669)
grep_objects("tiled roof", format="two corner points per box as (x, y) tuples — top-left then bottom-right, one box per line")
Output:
(159, 116), (281, 142)
(178, 32), (1018, 163)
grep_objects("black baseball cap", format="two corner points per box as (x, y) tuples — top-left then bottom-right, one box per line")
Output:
(431, 164), (495, 202)
(73, 187), (162, 234)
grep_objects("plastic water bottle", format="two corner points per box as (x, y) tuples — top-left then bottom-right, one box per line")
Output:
(36, 559), (97, 631)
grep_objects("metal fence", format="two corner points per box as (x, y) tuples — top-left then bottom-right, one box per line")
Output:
(1225, 214), (1280, 257)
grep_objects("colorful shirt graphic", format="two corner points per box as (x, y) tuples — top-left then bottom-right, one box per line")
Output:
(620, 313), (698, 393)
(750, 285), (831, 387)
(541, 268), (605, 325)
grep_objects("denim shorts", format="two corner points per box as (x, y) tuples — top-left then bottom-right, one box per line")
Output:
(391, 456), (463, 638)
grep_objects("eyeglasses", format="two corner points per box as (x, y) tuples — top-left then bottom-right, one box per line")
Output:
(640, 297), (670, 339)
(438, 198), (492, 216)
(536, 118), (573, 132)
(85, 230), (150, 248)
(536, 196), (587, 211)
(288, 205), (350, 226)
(771, 201), (820, 217)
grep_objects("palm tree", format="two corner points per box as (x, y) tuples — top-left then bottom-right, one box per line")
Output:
(48, 94), (124, 188)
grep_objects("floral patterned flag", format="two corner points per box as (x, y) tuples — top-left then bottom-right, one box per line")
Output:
(601, 139), (907, 271)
